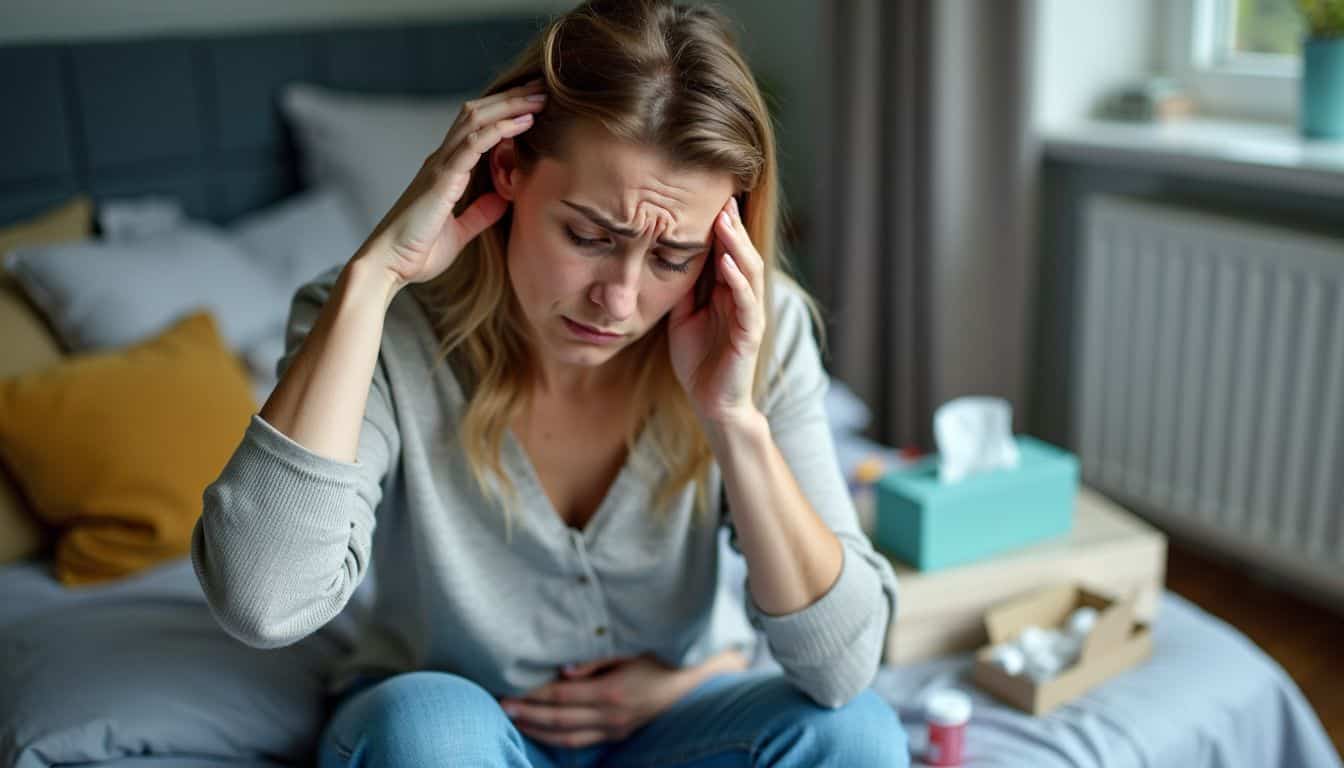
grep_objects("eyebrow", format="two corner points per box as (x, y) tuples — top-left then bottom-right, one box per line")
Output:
(561, 200), (709, 252)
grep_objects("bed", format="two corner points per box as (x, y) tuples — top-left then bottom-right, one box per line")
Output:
(0, 12), (1340, 768)
(3, 551), (1339, 767)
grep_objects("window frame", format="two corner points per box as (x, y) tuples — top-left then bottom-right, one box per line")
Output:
(1165, 0), (1301, 122)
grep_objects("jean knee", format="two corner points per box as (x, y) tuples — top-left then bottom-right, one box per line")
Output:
(785, 688), (909, 768)
(325, 671), (515, 767)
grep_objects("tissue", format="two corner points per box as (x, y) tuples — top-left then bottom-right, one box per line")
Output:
(934, 396), (1020, 483)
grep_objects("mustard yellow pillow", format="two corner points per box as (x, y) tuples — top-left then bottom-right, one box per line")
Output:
(0, 195), (94, 564)
(0, 311), (258, 585)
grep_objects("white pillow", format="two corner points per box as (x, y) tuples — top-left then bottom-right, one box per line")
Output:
(280, 83), (467, 232)
(2, 224), (289, 354)
(228, 187), (366, 301)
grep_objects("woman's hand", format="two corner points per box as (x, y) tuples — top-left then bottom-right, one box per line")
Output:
(356, 78), (548, 290)
(498, 650), (749, 748)
(668, 195), (766, 427)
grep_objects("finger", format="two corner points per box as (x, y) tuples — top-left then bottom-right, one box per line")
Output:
(503, 700), (606, 729)
(518, 677), (606, 706)
(451, 191), (509, 245)
(441, 80), (547, 153)
(715, 208), (763, 298)
(562, 656), (629, 678)
(425, 114), (534, 209)
(515, 723), (608, 749)
(719, 252), (760, 336)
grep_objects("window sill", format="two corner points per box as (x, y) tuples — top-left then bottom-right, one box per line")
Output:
(1041, 117), (1344, 198)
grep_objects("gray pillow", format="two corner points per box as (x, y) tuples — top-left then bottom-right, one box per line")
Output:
(0, 599), (347, 767)
(2, 223), (289, 353)
(228, 187), (367, 302)
(280, 83), (466, 232)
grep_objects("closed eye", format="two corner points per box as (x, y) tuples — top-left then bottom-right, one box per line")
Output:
(565, 228), (606, 248)
(565, 227), (694, 274)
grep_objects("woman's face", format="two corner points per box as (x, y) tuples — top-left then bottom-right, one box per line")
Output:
(491, 120), (737, 388)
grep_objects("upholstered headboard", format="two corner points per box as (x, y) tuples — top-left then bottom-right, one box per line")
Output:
(0, 16), (545, 229)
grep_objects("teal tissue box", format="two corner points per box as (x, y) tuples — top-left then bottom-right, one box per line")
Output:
(874, 435), (1079, 571)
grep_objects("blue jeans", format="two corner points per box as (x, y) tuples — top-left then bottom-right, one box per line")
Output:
(316, 669), (909, 767)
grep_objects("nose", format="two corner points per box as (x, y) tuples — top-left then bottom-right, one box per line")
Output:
(588, 209), (667, 322)
(590, 253), (641, 322)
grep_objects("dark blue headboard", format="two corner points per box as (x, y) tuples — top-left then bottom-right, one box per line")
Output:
(0, 16), (545, 228)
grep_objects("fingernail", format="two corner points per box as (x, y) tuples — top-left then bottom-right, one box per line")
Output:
(513, 113), (534, 125)
(720, 210), (732, 226)
(526, 93), (548, 102)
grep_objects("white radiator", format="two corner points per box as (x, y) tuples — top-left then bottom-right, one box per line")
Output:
(1076, 195), (1344, 603)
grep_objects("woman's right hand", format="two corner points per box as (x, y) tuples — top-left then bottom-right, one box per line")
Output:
(358, 78), (548, 290)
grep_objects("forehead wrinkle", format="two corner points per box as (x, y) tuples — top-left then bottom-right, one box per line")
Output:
(562, 200), (710, 252)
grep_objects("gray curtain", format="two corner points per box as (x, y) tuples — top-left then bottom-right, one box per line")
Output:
(810, 0), (1038, 450)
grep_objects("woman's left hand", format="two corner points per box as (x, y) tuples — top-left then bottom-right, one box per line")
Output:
(668, 195), (765, 427)
(498, 653), (704, 748)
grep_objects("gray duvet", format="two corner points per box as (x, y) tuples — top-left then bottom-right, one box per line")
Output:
(1, 556), (1338, 768)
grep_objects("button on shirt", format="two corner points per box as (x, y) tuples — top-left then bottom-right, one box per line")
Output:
(192, 265), (900, 709)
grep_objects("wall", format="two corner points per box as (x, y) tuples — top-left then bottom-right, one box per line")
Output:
(711, 0), (819, 233)
(0, 0), (572, 42)
(0, 0), (818, 259)
(1032, 0), (1158, 129)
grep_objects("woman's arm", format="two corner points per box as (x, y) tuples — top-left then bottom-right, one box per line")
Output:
(258, 256), (400, 461)
(707, 288), (898, 710)
(706, 414), (845, 617)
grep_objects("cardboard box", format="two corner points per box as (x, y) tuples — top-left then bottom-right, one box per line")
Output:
(874, 435), (1080, 571)
(882, 486), (1166, 665)
(971, 583), (1153, 716)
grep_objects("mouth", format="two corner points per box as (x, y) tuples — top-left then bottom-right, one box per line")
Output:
(563, 316), (625, 342)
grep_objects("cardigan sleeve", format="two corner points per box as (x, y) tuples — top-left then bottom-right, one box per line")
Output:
(191, 267), (401, 649)
(723, 278), (899, 709)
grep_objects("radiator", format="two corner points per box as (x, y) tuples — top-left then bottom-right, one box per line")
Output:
(1076, 195), (1344, 602)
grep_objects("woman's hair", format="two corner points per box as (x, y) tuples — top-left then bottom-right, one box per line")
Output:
(415, 0), (821, 533)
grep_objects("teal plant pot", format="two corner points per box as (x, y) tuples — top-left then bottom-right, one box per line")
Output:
(1302, 37), (1344, 139)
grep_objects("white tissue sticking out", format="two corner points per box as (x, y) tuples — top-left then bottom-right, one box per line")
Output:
(933, 396), (1020, 483)
(1066, 606), (1099, 639)
(989, 643), (1025, 675)
(1018, 626), (1052, 656)
(995, 607), (1098, 682)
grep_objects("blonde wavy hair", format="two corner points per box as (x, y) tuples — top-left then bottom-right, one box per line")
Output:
(415, 0), (821, 533)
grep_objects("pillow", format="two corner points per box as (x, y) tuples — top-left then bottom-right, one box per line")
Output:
(0, 195), (93, 565)
(97, 194), (185, 240)
(2, 222), (289, 353)
(228, 186), (366, 300)
(824, 375), (874, 434)
(0, 311), (258, 585)
(0, 597), (346, 767)
(281, 82), (466, 231)
(241, 332), (287, 406)
(0, 195), (92, 262)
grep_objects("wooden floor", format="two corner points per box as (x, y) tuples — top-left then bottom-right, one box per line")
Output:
(1166, 540), (1344, 758)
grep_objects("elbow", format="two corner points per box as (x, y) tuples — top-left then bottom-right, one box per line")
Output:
(190, 520), (308, 650)
(795, 664), (881, 710)
(210, 605), (306, 650)
(783, 629), (886, 710)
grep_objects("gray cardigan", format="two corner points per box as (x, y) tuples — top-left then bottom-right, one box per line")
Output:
(191, 265), (899, 709)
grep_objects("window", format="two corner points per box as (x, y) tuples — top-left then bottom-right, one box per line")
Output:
(1230, 0), (1304, 57)
(1165, 0), (1302, 122)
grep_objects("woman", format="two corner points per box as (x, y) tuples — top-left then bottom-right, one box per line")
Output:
(192, 1), (905, 765)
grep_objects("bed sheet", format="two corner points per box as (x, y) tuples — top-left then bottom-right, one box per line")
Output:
(3, 557), (1339, 768)
(866, 591), (1342, 767)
